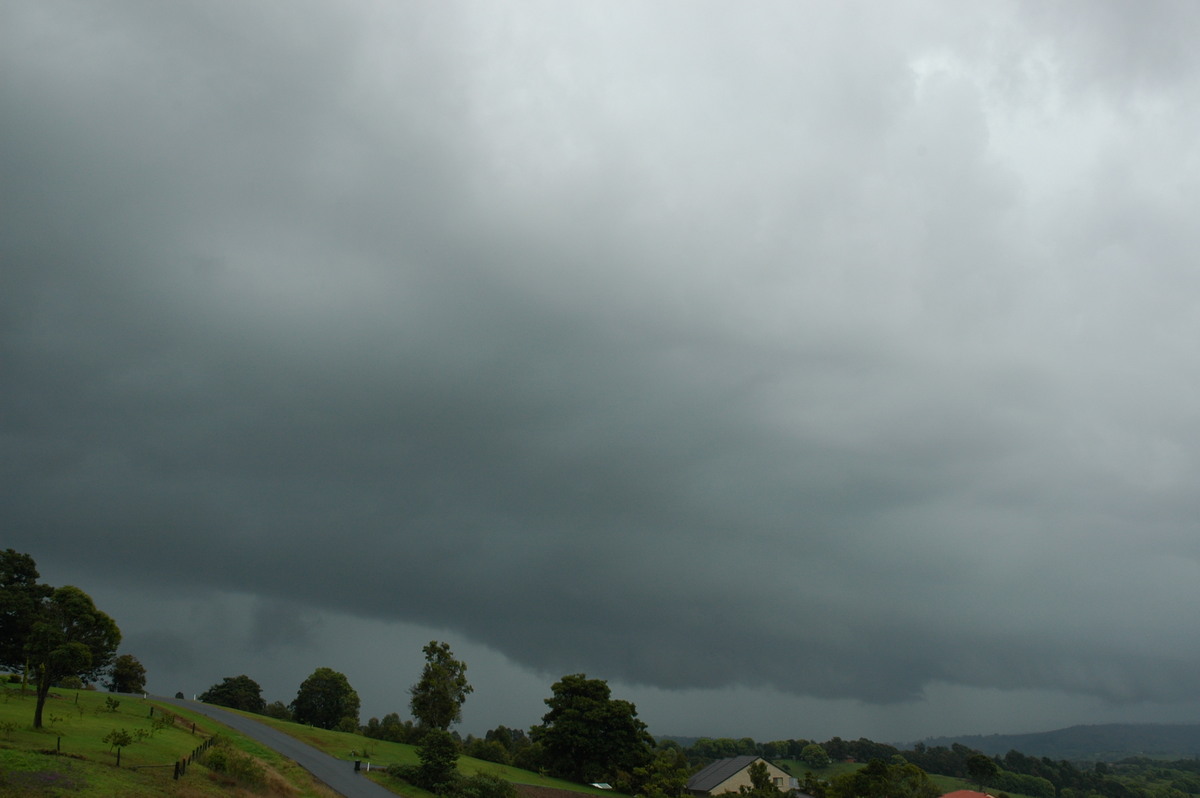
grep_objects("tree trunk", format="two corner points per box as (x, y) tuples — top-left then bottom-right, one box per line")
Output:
(33, 674), (50, 729)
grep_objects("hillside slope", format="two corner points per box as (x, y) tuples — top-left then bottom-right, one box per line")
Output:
(916, 724), (1200, 761)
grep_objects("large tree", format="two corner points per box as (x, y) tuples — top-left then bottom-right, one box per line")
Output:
(967, 754), (1000, 790)
(530, 673), (653, 784)
(409, 640), (473, 730)
(199, 674), (267, 713)
(27, 585), (121, 728)
(801, 743), (832, 769)
(0, 549), (53, 676)
(290, 667), (360, 730)
(106, 653), (147, 694)
(827, 758), (940, 798)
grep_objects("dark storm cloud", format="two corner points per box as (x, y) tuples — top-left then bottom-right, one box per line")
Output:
(5, 0), (1200, 726)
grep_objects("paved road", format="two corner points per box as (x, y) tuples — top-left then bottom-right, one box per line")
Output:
(154, 696), (399, 798)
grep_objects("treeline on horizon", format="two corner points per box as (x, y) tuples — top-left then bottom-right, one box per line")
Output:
(664, 736), (1200, 798)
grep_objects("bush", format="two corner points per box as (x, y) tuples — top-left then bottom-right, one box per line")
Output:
(457, 773), (518, 798)
(152, 710), (177, 735)
(204, 739), (266, 787)
(389, 763), (420, 782)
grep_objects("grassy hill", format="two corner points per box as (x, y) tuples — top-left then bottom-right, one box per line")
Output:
(0, 683), (339, 796)
(0, 682), (620, 797)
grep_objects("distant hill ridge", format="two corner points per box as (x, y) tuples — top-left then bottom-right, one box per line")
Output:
(915, 723), (1200, 762)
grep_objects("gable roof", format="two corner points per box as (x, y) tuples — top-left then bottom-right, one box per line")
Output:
(687, 756), (763, 793)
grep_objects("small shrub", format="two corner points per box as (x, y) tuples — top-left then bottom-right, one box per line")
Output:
(0, 720), (18, 737)
(152, 710), (177, 735)
(103, 728), (133, 751)
(206, 747), (229, 771)
(203, 739), (266, 787)
(456, 773), (518, 798)
(389, 763), (420, 783)
(104, 696), (120, 712)
(58, 676), (84, 689)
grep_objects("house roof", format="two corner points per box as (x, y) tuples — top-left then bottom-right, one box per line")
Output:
(941, 791), (994, 798)
(687, 755), (763, 793)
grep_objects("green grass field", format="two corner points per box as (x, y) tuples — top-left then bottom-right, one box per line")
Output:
(0, 684), (341, 797)
(774, 758), (865, 781)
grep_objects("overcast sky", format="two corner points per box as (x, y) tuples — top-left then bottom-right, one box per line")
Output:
(5, 0), (1200, 744)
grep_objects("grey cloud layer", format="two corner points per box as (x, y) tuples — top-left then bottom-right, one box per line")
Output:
(5, 1), (1200, 710)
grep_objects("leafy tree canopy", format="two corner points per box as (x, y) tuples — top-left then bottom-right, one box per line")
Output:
(263, 700), (293, 721)
(107, 653), (147, 694)
(410, 640), (473, 730)
(801, 743), (832, 769)
(365, 712), (416, 743)
(530, 673), (653, 784)
(290, 666), (360, 730)
(27, 584), (121, 728)
(967, 753), (1000, 789)
(627, 744), (692, 798)
(827, 758), (939, 798)
(416, 727), (460, 791)
(199, 674), (267, 713)
(0, 549), (53, 673)
(466, 737), (512, 765)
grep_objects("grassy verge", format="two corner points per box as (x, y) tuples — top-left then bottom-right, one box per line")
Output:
(0, 683), (338, 797)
